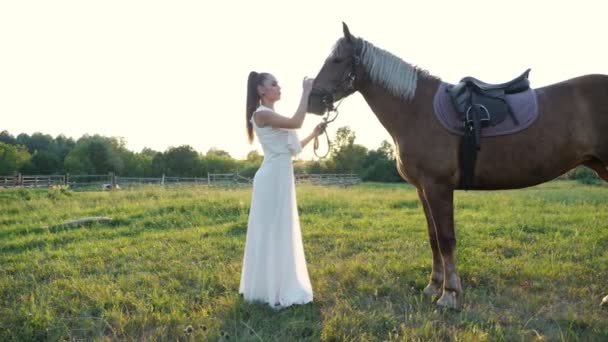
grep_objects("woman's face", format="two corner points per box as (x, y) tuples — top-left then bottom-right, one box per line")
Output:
(258, 74), (281, 102)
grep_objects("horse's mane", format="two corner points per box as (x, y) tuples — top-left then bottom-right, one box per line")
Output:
(331, 38), (434, 101)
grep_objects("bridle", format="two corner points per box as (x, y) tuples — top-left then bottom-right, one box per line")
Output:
(312, 40), (362, 158)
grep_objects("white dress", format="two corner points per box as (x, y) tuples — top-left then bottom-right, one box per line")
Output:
(239, 105), (313, 308)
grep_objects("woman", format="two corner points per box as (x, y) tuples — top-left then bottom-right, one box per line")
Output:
(239, 71), (325, 309)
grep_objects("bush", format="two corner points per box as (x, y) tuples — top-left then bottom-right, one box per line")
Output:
(559, 166), (600, 184)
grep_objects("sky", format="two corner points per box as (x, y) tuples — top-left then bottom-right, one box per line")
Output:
(1, 0), (607, 160)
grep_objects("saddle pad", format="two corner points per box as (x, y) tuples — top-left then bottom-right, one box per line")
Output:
(433, 82), (539, 137)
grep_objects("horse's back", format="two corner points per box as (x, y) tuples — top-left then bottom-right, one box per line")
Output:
(538, 73), (608, 161)
(537, 73), (608, 121)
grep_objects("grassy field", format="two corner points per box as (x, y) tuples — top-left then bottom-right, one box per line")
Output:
(0, 181), (607, 341)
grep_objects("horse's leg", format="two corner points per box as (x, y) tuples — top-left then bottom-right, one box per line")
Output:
(583, 159), (608, 306)
(586, 159), (608, 306)
(422, 182), (462, 310)
(417, 188), (444, 297)
(584, 159), (608, 181)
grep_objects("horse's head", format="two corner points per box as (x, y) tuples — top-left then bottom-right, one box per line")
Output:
(308, 22), (363, 115)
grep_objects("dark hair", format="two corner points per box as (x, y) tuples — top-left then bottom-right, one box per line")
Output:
(246, 71), (269, 143)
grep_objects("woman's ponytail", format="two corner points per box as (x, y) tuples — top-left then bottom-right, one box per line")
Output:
(246, 71), (269, 143)
(246, 71), (261, 143)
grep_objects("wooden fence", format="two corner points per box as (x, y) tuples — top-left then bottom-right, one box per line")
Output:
(1, 172), (361, 190)
(207, 173), (252, 185)
(295, 173), (361, 186)
(1, 174), (66, 188)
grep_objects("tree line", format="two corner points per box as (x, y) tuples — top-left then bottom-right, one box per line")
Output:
(0, 127), (403, 182)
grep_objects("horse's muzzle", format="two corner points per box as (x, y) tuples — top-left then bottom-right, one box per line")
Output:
(307, 89), (334, 115)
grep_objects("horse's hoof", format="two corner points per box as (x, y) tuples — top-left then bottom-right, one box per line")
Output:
(423, 282), (442, 297)
(601, 295), (608, 307)
(436, 290), (462, 311)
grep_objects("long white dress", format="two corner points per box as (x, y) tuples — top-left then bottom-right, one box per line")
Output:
(239, 105), (313, 309)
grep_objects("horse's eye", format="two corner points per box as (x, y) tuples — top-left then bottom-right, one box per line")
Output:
(333, 57), (343, 64)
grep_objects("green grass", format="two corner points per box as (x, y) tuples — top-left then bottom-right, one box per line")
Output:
(1, 181), (607, 341)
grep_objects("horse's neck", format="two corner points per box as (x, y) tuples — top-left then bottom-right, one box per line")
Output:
(358, 75), (440, 137)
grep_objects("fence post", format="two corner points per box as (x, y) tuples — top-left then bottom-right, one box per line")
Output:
(161, 174), (165, 186)
(17, 173), (22, 187)
(207, 173), (210, 185)
(110, 172), (116, 190)
(65, 173), (69, 186)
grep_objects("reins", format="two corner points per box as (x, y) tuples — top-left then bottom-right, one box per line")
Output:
(312, 98), (345, 158)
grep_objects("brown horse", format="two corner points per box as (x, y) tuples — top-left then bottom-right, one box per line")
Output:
(309, 23), (608, 310)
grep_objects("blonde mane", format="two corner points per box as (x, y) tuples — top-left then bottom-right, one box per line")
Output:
(359, 40), (421, 100)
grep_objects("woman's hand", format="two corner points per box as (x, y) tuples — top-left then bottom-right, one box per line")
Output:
(300, 122), (327, 149)
(302, 77), (315, 94)
(313, 122), (327, 137)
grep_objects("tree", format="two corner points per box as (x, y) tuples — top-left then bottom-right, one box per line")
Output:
(120, 150), (154, 177)
(24, 133), (55, 154)
(236, 150), (264, 178)
(378, 140), (394, 159)
(164, 145), (201, 176)
(305, 160), (330, 174)
(151, 152), (166, 176)
(362, 140), (402, 182)
(16, 133), (30, 147)
(64, 136), (125, 174)
(3, 132), (77, 174)
(21, 151), (61, 174)
(201, 153), (238, 176)
(246, 150), (263, 164)
(207, 148), (231, 158)
(333, 126), (356, 151)
(0, 142), (31, 175)
(329, 126), (368, 174)
(332, 144), (368, 174)
(140, 148), (159, 158)
(54, 134), (76, 168)
(0, 131), (17, 145)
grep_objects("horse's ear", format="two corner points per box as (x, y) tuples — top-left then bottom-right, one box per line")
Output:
(342, 22), (354, 43)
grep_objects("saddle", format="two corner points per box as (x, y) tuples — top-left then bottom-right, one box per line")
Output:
(447, 69), (532, 189)
(449, 69), (531, 128)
